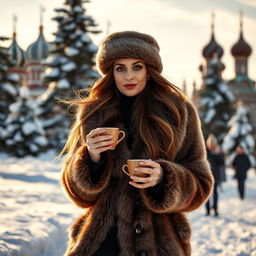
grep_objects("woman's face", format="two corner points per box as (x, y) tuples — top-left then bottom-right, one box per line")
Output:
(113, 58), (148, 97)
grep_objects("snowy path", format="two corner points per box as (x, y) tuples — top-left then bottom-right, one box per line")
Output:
(0, 152), (255, 256)
(189, 169), (256, 256)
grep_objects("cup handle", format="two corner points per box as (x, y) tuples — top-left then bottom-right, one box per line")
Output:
(122, 164), (130, 176)
(117, 131), (125, 145)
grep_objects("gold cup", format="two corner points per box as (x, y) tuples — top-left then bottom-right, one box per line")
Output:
(122, 159), (148, 177)
(101, 127), (125, 150)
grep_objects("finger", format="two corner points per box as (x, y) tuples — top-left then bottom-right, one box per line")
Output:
(93, 145), (114, 154)
(129, 181), (151, 189)
(88, 140), (114, 153)
(91, 135), (113, 144)
(130, 175), (151, 184)
(93, 139), (114, 149)
(139, 160), (159, 168)
(134, 167), (154, 175)
(88, 128), (107, 139)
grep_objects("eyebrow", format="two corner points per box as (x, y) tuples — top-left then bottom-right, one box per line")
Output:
(114, 61), (144, 66)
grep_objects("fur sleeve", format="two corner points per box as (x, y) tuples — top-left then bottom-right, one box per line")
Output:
(61, 106), (111, 208)
(141, 101), (214, 213)
(61, 145), (112, 208)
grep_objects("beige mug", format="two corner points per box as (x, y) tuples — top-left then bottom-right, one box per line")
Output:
(122, 159), (148, 177)
(101, 127), (125, 150)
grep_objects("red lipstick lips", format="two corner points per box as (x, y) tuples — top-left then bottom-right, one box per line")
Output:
(124, 83), (136, 89)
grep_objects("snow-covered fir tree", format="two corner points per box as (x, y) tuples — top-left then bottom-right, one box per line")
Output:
(222, 102), (255, 166)
(2, 87), (48, 157)
(0, 37), (19, 127)
(199, 55), (234, 143)
(35, 84), (70, 150)
(44, 0), (100, 98)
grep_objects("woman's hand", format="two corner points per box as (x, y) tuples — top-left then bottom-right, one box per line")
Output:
(86, 128), (114, 163)
(129, 160), (163, 189)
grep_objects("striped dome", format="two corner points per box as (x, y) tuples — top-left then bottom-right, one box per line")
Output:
(26, 25), (50, 61)
(8, 33), (25, 67)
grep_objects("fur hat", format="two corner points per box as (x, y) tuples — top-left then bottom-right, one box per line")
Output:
(96, 31), (163, 75)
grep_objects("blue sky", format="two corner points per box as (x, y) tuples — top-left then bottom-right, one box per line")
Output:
(1, 0), (255, 95)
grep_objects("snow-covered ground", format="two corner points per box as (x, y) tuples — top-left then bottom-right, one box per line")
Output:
(0, 151), (255, 256)
(189, 169), (256, 256)
(0, 151), (83, 256)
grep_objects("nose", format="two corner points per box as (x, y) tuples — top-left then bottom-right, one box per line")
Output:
(125, 69), (133, 80)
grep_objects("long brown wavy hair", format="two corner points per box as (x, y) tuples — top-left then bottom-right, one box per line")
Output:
(61, 65), (186, 161)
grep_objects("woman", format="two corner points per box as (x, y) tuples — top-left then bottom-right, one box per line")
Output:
(61, 31), (213, 256)
(204, 134), (224, 216)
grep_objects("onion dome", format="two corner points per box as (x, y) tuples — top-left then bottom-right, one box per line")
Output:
(202, 12), (224, 59)
(8, 32), (25, 67)
(26, 25), (50, 61)
(231, 11), (252, 58)
(7, 15), (25, 67)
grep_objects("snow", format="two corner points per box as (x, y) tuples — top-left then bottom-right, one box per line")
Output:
(245, 134), (255, 148)
(0, 152), (255, 256)
(86, 43), (98, 53)
(13, 131), (23, 142)
(61, 62), (76, 72)
(64, 23), (76, 31)
(0, 151), (82, 256)
(53, 37), (64, 44)
(73, 5), (83, 13)
(9, 101), (22, 113)
(21, 122), (38, 135)
(57, 78), (70, 89)
(34, 136), (48, 146)
(19, 86), (31, 98)
(75, 40), (83, 48)
(189, 169), (256, 256)
(64, 47), (79, 56)
(222, 104), (255, 166)
(204, 108), (216, 124)
(7, 73), (19, 83)
(2, 82), (17, 96)
(40, 116), (64, 129)
(6, 123), (19, 134)
(81, 33), (91, 43)
(45, 68), (60, 78)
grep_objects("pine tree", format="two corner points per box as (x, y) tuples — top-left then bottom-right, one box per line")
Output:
(199, 56), (234, 143)
(44, 0), (100, 98)
(0, 37), (19, 126)
(2, 87), (48, 157)
(222, 103), (255, 166)
(35, 85), (70, 150)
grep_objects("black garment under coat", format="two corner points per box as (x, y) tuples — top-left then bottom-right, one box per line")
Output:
(232, 154), (251, 180)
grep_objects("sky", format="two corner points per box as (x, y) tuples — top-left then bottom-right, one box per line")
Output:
(0, 0), (256, 96)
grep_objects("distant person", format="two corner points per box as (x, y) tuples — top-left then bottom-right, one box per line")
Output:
(232, 146), (251, 200)
(218, 146), (226, 191)
(205, 134), (224, 216)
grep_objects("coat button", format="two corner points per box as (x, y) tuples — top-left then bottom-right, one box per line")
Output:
(135, 199), (140, 206)
(137, 251), (147, 256)
(135, 224), (143, 235)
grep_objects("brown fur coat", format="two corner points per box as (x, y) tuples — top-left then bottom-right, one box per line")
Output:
(61, 94), (213, 256)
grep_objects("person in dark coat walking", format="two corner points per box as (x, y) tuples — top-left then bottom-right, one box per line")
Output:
(232, 146), (251, 200)
(205, 134), (224, 216)
(60, 31), (213, 256)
